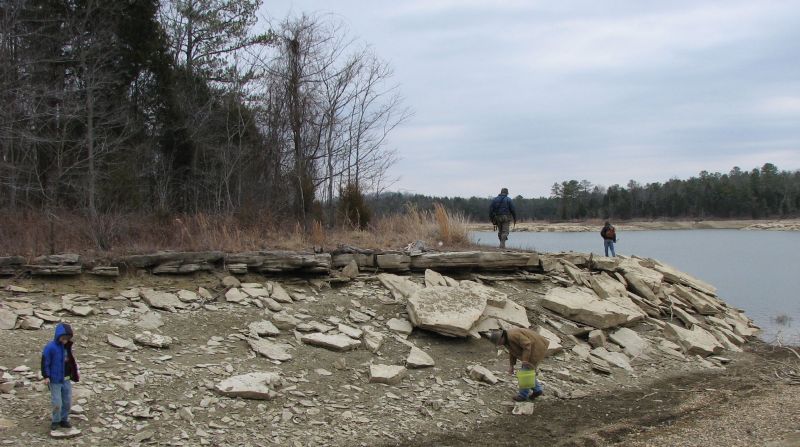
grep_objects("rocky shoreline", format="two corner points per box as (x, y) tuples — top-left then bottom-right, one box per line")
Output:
(0, 250), (765, 446)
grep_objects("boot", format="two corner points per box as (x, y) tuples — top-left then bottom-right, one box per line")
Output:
(499, 240), (505, 249)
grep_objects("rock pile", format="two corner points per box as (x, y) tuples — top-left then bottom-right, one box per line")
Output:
(0, 250), (762, 447)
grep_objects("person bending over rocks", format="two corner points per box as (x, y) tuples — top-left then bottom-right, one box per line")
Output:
(487, 328), (549, 401)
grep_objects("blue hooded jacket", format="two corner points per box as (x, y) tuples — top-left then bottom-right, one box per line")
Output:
(41, 323), (78, 384)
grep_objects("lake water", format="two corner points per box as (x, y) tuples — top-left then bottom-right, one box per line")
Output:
(472, 229), (800, 344)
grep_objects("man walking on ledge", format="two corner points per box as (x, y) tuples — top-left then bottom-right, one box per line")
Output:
(489, 187), (516, 248)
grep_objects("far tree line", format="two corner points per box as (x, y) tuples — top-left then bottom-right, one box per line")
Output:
(367, 163), (800, 222)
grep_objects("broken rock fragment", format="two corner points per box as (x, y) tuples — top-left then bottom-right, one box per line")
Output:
(369, 364), (407, 385)
(301, 333), (361, 352)
(215, 372), (283, 400)
(468, 365), (498, 384)
(107, 334), (137, 350)
(248, 320), (280, 337)
(406, 347), (435, 368)
(134, 332), (173, 349)
(248, 338), (292, 362)
(386, 318), (413, 335)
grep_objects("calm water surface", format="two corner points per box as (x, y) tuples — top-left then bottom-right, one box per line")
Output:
(472, 229), (800, 343)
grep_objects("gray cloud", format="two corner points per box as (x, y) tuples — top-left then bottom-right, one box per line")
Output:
(263, 0), (800, 197)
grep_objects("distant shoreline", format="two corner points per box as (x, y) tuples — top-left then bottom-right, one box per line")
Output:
(468, 219), (800, 232)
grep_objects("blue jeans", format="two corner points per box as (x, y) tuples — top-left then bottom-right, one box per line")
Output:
(49, 380), (72, 424)
(604, 239), (615, 257)
(516, 367), (543, 399)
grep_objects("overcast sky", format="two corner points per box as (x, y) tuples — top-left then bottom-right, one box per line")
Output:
(261, 1), (800, 198)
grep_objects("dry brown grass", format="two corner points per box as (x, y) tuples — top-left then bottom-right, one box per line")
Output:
(0, 206), (474, 258)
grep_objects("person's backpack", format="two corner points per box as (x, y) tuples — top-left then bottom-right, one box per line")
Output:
(605, 226), (616, 239)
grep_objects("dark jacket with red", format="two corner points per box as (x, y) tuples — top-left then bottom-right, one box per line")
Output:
(601, 224), (617, 242)
(41, 323), (80, 383)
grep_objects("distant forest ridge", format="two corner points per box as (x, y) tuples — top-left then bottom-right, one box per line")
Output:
(367, 163), (800, 221)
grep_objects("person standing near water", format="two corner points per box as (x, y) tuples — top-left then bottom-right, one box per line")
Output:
(489, 188), (516, 249)
(601, 221), (617, 257)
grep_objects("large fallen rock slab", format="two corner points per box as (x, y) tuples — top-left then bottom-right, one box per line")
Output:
(424, 269), (448, 287)
(406, 347), (435, 368)
(664, 322), (723, 356)
(301, 333), (361, 351)
(386, 318), (413, 335)
(590, 347), (633, 372)
(609, 327), (650, 357)
(652, 260), (717, 296)
(136, 312), (164, 330)
(269, 283), (294, 304)
(248, 338), (292, 361)
(406, 284), (489, 337)
(362, 326), (385, 353)
(481, 298), (530, 328)
(535, 326), (564, 355)
(340, 260), (359, 279)
(671, 285), (722, 315)
(225, 288), (247, 304)
(590, 273), (628, 300)
(369, 364), (407, 385)
(0, 309), (17, 330)
(139, 289), (187, 312)
(215, 372), (283, 400)
(19, 315), (44, 330)
(540, 286), (644, 329)
(377, 273), (421, 301)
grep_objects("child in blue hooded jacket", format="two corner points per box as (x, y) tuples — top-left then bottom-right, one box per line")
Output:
(41, 323), (80, 431)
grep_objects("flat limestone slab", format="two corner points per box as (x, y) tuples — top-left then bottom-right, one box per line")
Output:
(301, 333), (361, 351)
(653, 260), (717, 296)
(664, 323), (723, 356)
(215, 372), (283, 400)
(406, 284), (488, 337)
(139, 289), (187, 312)
(540, 286), (641, 329)
(369, 364), (407, 385)
(609, 327), (650, 357)
(406, 347), (435, 368)
(378, 273), (421, 301)
(248, 338), (292, 361)
(50, 428), (82, 438)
